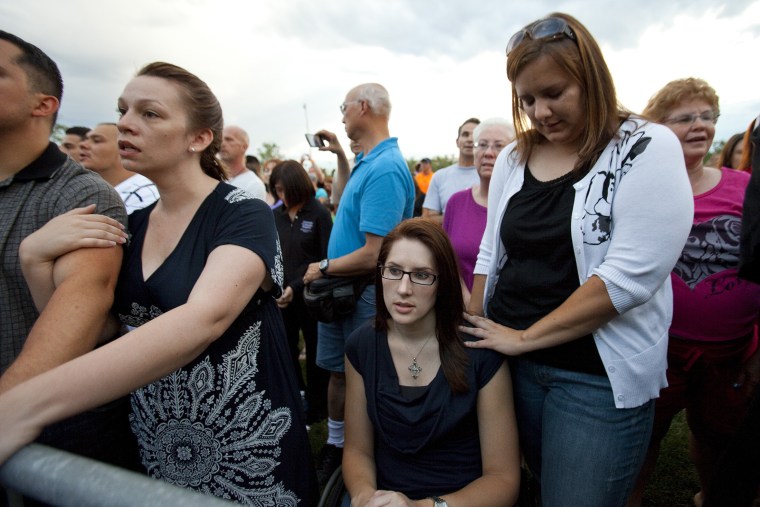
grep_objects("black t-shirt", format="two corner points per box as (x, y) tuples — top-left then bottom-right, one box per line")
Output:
(739, 122), (760, 283)
(487, 167), (605, 375)
(346, 321), (504, 498)
(273, 197), (332, 295)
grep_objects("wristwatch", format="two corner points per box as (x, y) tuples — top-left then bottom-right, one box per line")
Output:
(319, 258), (330, 275)
(431, 497), (448, 507)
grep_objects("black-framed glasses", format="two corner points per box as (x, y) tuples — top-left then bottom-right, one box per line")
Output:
(379, 266), (438, 286)
(506, 17), (577, 56)
(664, 111), (720, 126)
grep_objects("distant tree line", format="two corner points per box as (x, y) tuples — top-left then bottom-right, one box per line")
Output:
(50, 125), (726, 170)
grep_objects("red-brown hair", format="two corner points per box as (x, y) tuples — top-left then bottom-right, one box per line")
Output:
(375, 218), (470, 393)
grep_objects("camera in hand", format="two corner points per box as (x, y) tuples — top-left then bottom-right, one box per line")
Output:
(305, 133), (326, 148)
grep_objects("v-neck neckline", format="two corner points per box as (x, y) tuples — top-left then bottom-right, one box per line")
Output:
(139, 183), (218, 282)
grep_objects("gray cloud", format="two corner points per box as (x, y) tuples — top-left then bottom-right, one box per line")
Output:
(3, 0), (756, 158)
(268, 0), (757, 59)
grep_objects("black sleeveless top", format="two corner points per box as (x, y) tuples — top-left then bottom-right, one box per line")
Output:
(488, 167), (605, 375)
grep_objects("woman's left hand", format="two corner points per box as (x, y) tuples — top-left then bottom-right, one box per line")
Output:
(459, 313), (527, 356)
(276, 286), (293, 309)
(19, 205), (127, 265)
(362, 490), (424, 507)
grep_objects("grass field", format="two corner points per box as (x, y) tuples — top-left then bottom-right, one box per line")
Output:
(306, 411), (700, 506)
(642, 411), (700, 506)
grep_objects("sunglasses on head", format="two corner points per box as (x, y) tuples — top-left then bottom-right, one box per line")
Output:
(506, 17), (577, 56)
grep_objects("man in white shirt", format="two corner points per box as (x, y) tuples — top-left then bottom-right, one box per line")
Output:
(422, 117), (480, 224)
(80, 123), (158, 214)
(219, 125), (266, 200)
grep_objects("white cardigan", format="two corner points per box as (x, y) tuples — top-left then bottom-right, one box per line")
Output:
(474, 117), (693, 408)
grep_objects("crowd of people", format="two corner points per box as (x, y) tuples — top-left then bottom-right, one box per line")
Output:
(1, 9), (759, 507)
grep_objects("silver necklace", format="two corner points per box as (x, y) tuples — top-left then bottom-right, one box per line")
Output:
(401, 335), (434, 379)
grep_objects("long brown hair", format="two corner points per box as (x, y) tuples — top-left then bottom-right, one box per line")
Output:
(717, 133), (745, 169)
(375, 218), (470, 393)
(507, 12), (628, 177)
(737, 118), (756, 172)
(137, 62), (226, 181)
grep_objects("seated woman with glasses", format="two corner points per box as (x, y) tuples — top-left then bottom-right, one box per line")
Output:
(343, 218), (520, 507)
(461, 12), (694, 505)
(627, 78), (760, 507)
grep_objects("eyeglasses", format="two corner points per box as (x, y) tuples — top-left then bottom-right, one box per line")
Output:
(664, 111), (720, 126)
(475, 141), (508, 152)
(506, 17), (577, 56)
(379, 266), (438, 286)
(339, 100), (362, 114)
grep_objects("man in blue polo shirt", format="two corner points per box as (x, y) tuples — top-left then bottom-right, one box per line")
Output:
(305, 83), (414, 486)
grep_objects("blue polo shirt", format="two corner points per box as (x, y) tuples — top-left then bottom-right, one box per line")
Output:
(328, 137), (414, 258)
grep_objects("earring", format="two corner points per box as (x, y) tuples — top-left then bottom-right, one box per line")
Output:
(189, 147), (196, 153)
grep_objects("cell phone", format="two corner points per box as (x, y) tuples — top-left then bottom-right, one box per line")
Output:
(305, 133), (326, 148)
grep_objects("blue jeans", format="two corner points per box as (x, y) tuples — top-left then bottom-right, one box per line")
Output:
(511, 357), (654, 507)
(316, 285), (376, 372)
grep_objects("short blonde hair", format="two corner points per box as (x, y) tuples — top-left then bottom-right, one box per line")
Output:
(642, 77), (720, 123)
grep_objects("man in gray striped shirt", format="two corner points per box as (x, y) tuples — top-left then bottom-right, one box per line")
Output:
(0, 30), (135, 467)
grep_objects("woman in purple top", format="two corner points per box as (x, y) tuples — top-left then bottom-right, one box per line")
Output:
(443, 118), (514, 305)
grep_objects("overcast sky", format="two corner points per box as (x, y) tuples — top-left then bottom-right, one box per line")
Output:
(4, 0), (759, 168)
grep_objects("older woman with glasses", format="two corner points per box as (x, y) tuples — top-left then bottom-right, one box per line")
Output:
(343, 219), (520, 507)
(461, 13), (693, 505)
(627, 79), (760, 507)
(443, 118), (514, 306)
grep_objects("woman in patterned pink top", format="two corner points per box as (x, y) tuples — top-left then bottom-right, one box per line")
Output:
(630, 78), (760, 507)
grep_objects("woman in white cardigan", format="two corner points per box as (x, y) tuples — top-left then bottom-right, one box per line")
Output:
(460, 12), (693, 506)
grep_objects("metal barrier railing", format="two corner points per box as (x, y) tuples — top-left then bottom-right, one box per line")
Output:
(0, 444), (235, 507)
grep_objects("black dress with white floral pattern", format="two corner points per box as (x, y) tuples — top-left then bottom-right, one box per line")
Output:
(114, 182), (316, 505)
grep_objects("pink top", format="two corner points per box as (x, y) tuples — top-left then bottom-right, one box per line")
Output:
(671, 168), (760, 341)
(442, 188), (487, 290)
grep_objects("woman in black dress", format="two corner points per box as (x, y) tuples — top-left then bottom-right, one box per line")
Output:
(0, 62), (316, 505)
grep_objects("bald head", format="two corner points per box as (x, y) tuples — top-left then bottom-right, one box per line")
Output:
(350, 83), (391, 118)
(224, 125), (249, 147)
(220, 125), (249, 165)
(80, 123), (120, 173)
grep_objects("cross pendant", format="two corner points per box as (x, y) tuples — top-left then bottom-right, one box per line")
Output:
(408, 359), (422, 379)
